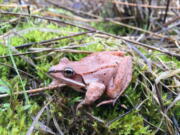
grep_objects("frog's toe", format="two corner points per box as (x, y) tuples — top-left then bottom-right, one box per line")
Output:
(96, 99), (115, 107)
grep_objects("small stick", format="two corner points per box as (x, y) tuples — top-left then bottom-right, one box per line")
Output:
(0, 4), (29, 8)
(112, 1), (180, 10)
(15, 31), (95, 49)
(1, 12), (179, 59)
(0, 49), (92, 58)
(0, 84), (65, 98)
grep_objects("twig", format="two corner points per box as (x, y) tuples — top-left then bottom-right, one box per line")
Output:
(0, 62), (39, 82)
(106, 109), (132, 127)
(124, 41), (152, 71)
(26, 98), (53, 135)
(98, 31), (180, 59)
(15, 31), (95, 49)
(108, 19), (175, 42)
(46, 0), (98, 19)
(0, 49), (92, 58)
(112, 1), (180, 10)
(52, 116), (64, 135)
(1, 12), (179, 59)
(85, 112), (105, 124)
(0, 17), (20, 27)
(0, 12), (96, 31)
(163, 0), (171, 23)
(45, 2), (176, 43)
(0, 84), (65, 98)
(0, 4), (29, 8)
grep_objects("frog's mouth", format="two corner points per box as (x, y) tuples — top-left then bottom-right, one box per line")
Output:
(48, 70), (86, 90)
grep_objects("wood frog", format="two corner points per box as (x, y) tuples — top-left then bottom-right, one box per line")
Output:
(48, 51), (132, 109)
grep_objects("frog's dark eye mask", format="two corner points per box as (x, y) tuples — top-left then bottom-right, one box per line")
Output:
(48, 67), (75, 78)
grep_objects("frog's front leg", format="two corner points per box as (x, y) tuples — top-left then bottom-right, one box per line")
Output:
(76, 82), (105, 110)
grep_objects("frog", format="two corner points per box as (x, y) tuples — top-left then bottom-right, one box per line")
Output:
(48, 51), (132, 110)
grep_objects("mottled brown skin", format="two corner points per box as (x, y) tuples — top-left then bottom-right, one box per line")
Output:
(48, 51), (132, 109)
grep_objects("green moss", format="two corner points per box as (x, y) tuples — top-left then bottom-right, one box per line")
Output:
(109, 112), (153, 135)
(0, 12), (179, 135)
(0, 101), (39, 134)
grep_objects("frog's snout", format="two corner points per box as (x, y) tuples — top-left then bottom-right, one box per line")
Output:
(48, 66), (59, 74)
(48, 66), (63, 74)
(48, 67), (55, 74)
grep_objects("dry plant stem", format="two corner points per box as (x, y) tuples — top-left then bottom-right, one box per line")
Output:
(0, 49), (92, 58)
(44, 11), (99, 23)
(46, 2), (176, 43)
(0, 62), (39, 82)
(46, 0), (98, 19)
(112, 1), (180, 10)
(98, 31), (180, 59)
(0, 4), (29, 8)
(125, 41), (152, 71)
(153, 16), (180, 32)
(26, 98), (53, 135)
(2, 38), (36, 67)
(52, 116), (64, 135)
(0, 17), (20, 27)
(1, 12), (180, 59)
(163, 0), (170, 23)
(108, 19), (174, 42)
(106, 109), (132, 127)
(0, 84), (65, 98)
(85, 112), (105, 124)
(0, 12), (95, 31)
(15, 31), (95, 49)
(155, 84), (174, 135)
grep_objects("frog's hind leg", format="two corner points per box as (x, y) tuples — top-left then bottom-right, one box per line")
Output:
(76, 82), (105, 110)
(105, 56), (132, 105)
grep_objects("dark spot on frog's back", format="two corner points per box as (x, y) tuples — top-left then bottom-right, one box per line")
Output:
(104, 73), (106, 75)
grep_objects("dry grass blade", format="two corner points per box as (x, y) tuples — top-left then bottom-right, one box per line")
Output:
(124, 41), (152, 71)
(98, 31), (180, 59)
(32, 117), (56, 135)
(106, 109), (132, 127)
(0, 84), (65, 98)
(155, 69), (180, 84)
(85, 112), (105, 124)
(1, 11), (180, 59)
(0, 62), (39, 81)
(26, 99), (53, 135)
(0, 4), (29, 8)
(45, 2), (177, 43)
(53, 116), (64, 135)
(15, 31), (95, 49)
(112, 1), (180, 10)
(0, 1), (179, 134)
(166, 94), (180, 112)
(0, 49), (92, 58)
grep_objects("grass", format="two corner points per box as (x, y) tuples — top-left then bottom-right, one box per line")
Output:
(0, 11), (179, 135)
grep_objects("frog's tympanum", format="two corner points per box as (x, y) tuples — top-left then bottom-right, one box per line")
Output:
(48, 51), (132, 109)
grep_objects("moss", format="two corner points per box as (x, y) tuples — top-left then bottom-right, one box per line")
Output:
(109, 112), (154, 135)
(0, 101), (39, 134)
(0, 11), (179, 135)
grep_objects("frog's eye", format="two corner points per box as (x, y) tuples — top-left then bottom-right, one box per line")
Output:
(63, 67), (74, 77)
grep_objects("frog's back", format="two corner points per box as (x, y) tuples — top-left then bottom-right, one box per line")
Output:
(68, 51), (124, 74)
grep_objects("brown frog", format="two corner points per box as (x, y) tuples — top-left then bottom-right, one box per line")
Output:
(48, 51), (132, 109)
